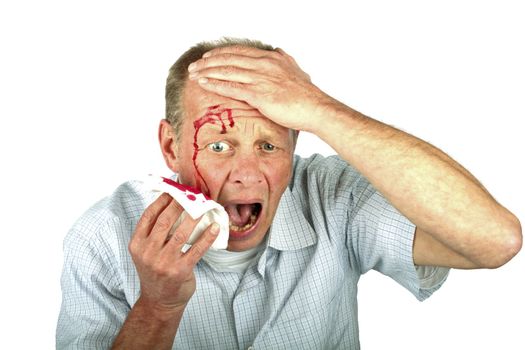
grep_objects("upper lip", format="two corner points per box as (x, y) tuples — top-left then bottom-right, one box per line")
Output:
(220, 198), (263, 206)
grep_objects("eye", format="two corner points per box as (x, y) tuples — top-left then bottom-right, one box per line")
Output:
(261, 142), (276, 152)
(207, 141), (231, 153)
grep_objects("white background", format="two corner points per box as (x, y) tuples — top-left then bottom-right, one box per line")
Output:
(1, 1), (523, 348)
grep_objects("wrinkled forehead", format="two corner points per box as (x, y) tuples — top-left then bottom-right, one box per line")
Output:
(183, 82), (261, 120)
(198, 108), (291, 140)
(182, 80), (293, 140)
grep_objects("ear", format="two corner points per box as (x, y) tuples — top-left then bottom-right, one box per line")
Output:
(158, 119), (179, 172)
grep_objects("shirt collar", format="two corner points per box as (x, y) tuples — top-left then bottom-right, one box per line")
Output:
(266, 187), (318, 251)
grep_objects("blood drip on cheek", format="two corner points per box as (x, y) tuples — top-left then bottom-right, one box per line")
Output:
(192, 105), (235, 195)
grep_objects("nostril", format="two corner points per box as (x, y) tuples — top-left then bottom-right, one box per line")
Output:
(229, 164), (264, 185)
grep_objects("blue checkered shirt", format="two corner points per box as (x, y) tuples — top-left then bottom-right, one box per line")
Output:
(57, 154), (448, 349)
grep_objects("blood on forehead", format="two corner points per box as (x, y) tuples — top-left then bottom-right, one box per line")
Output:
(192, 105), (235, 195)
(193, 105), (235, 133)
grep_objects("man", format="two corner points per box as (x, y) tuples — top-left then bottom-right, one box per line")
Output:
(57, 38), (522, 349)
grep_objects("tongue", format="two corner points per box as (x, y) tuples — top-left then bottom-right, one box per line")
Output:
(224, 204), (254, 227)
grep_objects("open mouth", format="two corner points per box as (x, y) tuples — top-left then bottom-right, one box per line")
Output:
(223, 202), (262, 236)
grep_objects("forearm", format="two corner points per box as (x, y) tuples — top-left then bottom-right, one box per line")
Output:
(112, 297), (185, 350)
(186, 45), (521, 266)
(312, 99), (521, 266)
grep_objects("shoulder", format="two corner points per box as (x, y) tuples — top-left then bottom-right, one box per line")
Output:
(288, 154), (375, 235)
(290, 154), (369, 199)
(65, 179), (155, 247)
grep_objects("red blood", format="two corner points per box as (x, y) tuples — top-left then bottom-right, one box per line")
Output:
(162, 177), (198, 193)
(161, 177), (210, 200)
(192, 105), (235, 195)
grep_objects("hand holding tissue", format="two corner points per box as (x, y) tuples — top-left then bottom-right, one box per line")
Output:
(144, 175), (229, 250)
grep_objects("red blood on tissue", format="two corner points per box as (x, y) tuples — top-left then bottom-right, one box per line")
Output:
(161, 177), (210, 200)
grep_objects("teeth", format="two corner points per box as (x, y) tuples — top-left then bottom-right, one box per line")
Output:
(229, 214), (257, 232)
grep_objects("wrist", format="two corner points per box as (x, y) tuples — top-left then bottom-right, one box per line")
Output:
(305, 91), (353, 137)
(134, 296), (187, 323)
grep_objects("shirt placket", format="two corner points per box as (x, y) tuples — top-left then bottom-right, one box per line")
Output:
(232, 254), (268, 350)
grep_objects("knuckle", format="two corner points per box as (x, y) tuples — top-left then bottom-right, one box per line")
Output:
(222, 53), (234, 61)
(139, 253), (155, 270)
(154, 262), (171, 277)
(207, 48), (221, 56)
(222, 65), (236, 76)
(139, 209), (156, 226)
(225, 80), (240, 89)
(261, 57), (281, 71)
(244, 89), (256, 100)
(260, 57), (273, 65)
(231, 45), (244, 53)
(190, 244), (205, 258)
(200, 56), (210, 67)
(155, 216), (172, 232)
(170, 264), (189, 280)
(268, 50), (283, 60)
(207, 230), (219, 244)
(171, 230), (186, 245)
(128, 240), (138, 255)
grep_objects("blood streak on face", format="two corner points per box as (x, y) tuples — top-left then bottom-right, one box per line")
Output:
(192, 105), (235, 195)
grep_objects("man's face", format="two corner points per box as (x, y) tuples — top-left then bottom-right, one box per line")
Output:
(171, 80), (295, 251)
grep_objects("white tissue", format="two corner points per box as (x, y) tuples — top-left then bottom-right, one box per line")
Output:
(144, 175), (229, 250)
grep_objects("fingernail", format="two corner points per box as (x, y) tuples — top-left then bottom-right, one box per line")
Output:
(210, 223), (220, 235)
(188, 63), (196, 72)
(188, 72), (197, 80)
(198, 77), (208, 84)
(203, 52), (211, 58)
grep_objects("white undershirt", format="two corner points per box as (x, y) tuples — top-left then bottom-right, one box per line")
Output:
(202, 241), (266, 273)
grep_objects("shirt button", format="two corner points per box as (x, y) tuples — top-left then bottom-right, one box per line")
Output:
(247, 346), (254, 350)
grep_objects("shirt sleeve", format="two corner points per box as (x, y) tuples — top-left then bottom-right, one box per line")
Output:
(56, 220), (130, 349)
(347, 182), (449, 301)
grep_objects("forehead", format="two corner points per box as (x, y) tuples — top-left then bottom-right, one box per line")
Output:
(182, 80), (291, 139)
(182, 79), (255, 118)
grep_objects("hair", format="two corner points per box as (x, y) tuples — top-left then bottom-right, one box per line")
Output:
(165, 37), (275, 138)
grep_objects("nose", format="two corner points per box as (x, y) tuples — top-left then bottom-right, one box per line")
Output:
(228, 152), (264, 187)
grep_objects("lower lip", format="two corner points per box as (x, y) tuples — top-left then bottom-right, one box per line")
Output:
(228, 212), (262, 241)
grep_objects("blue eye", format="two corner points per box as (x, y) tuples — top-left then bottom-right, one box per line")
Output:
(261, 142), (276, 152)
(208, 141), (231, 153)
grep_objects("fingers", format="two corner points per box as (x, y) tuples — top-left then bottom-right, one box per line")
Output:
(161, 220), (220, 267)
(194, 45), (295, 71)
(189, 53), (266, 73)
(183, 223), (220, 265)
(163, 212), (200, 253)
(190, 65), (262, 85)
(133, 193), (172, 241)
(146, 197), (184, 249)
(202, 45), (276, 59)
(188, 47), (283, 83)
(195, 77), (256, 103)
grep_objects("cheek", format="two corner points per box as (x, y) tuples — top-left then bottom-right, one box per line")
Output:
(193, 154), (230, 195)
(194, 152), (228, 176)
(262, 157), (293, 193)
